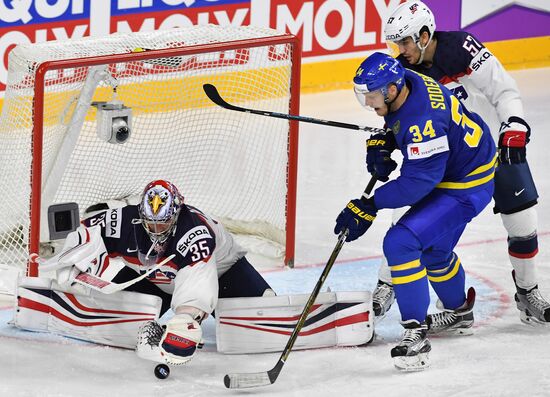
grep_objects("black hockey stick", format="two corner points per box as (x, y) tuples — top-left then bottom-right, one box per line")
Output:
(203, 84), (385, 134)
(223, 175), (378, 389)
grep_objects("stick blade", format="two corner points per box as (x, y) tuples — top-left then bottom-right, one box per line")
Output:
(203, 84), (237, 110)
(224, 372), (272, 389)
(203, 83), (223, 104)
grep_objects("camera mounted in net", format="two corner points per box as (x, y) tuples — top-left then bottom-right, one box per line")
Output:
(93, 101), (132, 144)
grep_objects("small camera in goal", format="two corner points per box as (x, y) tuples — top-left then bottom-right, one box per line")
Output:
(92, 101), (132, 144)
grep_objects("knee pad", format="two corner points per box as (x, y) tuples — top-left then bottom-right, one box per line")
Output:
(493, 162), (538, 214)
(501, 207), (537, 238)
(383, 225), (425, 287)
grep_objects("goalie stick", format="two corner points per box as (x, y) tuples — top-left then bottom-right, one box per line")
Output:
(223, 176), (378, 389)
(203, 83), (385, 134)
(73, 254), (175, 294)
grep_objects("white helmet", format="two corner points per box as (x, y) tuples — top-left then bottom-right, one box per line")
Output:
(384, 0), (436, 64)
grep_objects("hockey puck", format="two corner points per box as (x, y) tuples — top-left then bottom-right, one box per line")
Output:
(154, 364), (170, 379)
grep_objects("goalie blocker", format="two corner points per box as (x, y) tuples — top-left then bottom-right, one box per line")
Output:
(216, 291), (373, 354)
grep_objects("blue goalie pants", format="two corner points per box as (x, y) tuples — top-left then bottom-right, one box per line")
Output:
(383, 182), (494, 322)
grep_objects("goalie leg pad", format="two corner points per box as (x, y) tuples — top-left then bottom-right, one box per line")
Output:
(216, 291), (373, 354)
(14, 277), (162, 348)
(493, 162), (538, 214)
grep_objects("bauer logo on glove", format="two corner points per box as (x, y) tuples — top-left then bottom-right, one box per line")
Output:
(335, 198), (378, 242)
(346, 201), (376, 222)
(366, 132), (398, 182)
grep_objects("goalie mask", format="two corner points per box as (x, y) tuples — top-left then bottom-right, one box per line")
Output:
(138, 180), (183, 243)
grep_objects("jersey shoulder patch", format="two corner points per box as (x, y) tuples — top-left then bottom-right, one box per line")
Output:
(175, 225), (214, 258)
(406, 135), (449, 160)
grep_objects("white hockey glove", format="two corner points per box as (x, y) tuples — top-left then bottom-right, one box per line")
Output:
(136, 313), (202, 366)
(40, 225), (108, 286)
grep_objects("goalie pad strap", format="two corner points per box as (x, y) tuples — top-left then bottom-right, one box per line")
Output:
(14, 277), (162, 349)
(215, 291), (373, 354)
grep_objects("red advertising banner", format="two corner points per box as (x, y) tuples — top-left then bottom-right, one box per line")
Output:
(0, 0), (398, 92)
(0, 0), (548, 93)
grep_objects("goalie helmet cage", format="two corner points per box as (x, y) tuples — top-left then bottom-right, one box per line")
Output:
(0, 25), (301, 277)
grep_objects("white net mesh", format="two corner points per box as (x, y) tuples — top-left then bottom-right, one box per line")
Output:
(0, 25), (298, 272)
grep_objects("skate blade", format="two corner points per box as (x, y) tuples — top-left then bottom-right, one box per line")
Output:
(429, 327), (473, 336)
(519, 311), (550, 327)
(393, 353), (430, 372)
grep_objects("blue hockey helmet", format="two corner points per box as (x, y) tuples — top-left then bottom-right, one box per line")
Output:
(353, 52), (405, 108)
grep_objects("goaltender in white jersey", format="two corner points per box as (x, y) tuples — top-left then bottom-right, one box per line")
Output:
(13, 179), (373, 367)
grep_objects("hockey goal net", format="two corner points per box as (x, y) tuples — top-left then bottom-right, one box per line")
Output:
(0, 25), (300, 277)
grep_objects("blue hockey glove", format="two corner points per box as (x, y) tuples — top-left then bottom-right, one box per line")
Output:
(498, 116), (530, 164)
(366, 132), (398, 182)
(334, 198), (377, 242)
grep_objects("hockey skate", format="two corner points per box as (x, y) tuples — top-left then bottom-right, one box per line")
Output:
(426, 287), (475, 336)
(391, 320), (431, 372)
(512, 270), (550, 325)
(372, 280), (395, 319)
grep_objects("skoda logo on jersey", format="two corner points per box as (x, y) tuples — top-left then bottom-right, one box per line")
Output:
(451, 86), (469, 101)
(176, 226), (212, 256)
(105, 208), (122, 238)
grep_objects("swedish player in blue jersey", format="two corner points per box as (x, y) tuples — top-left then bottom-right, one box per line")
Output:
(334, 52), (496, 371)
(375, 0), (549, 327)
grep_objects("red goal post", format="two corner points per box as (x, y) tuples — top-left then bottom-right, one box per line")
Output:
(0, 26), (301, 277)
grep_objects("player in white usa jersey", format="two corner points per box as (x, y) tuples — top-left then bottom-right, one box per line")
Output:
(370, 0), (549, 326)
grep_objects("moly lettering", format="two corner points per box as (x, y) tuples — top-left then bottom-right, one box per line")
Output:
(0, 0), (85, 24)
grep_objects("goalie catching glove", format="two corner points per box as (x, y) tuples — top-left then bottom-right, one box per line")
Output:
(137, 313), (202, 365)
(498, 116), (530, 164)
